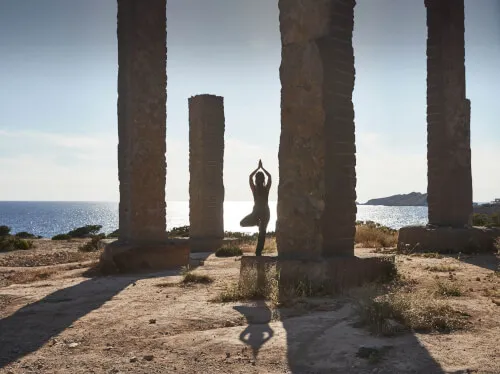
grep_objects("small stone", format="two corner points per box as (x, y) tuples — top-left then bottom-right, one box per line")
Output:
(476, 277), (481, 281)
(68, 343), (79, 348)
(130, 357), (138, 363)
(143, 355), (154, 361)
(149, 319), (157, 324)
(226, 352), (231, 358)
(104, 346), (114, 351)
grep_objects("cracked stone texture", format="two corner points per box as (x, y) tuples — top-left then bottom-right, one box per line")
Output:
(277, 0), (357, 259)
(189, 95), (225, 247)
(426, 0), (472, 227)
(116, 0), (168, 243)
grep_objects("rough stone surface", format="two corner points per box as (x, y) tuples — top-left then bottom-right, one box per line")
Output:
(397, 225), (500, 253)
(189, 95), (225, 253)
(100, 240), (190, 274)
(277, 0), (357, 259)
(100, 0), (190, 272)
(115, 0), (168, 243)
(426, 0), (472, 227)
(240, 255), (395, 293)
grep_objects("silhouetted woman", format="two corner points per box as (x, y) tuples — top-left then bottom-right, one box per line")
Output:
(240, 160), (271, 256)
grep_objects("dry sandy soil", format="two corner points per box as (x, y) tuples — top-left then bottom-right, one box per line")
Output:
(0, 239), (499, 374)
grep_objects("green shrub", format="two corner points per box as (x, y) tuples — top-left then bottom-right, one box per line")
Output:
(168, 225), (189, 237)
(0, 226), (11, 237)
(52, 234), (72, 241)
(15, 231), (37, 239)
(67, 225), (103, 238)
(78, 234), (105, 252)
(107, 229), (119, 238)
(215, 245), (243, 257)
(0, 236), (34, 252)
(472, 213), (500, 227)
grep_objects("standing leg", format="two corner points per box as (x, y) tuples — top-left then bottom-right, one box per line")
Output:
(255, 210), (270, 256)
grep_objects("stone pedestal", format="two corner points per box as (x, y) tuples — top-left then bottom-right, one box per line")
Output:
(240, 255), (396, 295)
(398, 225), (500, 253)
(277, 0), (357, 259)
(189, 95), (225, 253)
(100, 240), (190, 274)
(100, 0), (189, 272)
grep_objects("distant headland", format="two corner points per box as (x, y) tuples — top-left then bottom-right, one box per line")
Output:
(363, 192), (428, 206)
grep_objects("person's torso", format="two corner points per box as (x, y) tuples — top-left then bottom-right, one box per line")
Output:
(253, 186), (269, 208)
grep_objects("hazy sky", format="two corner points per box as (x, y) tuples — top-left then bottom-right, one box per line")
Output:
(0, 0), (499, 202)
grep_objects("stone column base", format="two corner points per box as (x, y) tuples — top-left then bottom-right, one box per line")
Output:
(397, 225), (500, 253)
(239, 255), (396, 295)
(99, 239), (190, 274)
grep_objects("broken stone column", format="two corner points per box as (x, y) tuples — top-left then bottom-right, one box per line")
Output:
(100, 0), (189, 273)
(426, 0), (472, 227)
(277, 0), (357, 259)
(188, 95), (225, 252)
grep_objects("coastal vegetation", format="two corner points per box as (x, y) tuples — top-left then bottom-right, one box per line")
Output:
(0, 226), (35, 252)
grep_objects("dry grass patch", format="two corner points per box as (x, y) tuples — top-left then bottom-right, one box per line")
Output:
(353, 280), (470, 335)
(182, 272), (214, 285)
(425, 265), (458, 272)
(355, 221), (398, 248)
(432, 280), (464, 297)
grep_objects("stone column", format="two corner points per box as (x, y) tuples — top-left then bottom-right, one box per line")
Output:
(277, 0), (357, 259)
(426, 0), (472, 227)
(100, 0), (189, 273)
(189, 95), (225, 252)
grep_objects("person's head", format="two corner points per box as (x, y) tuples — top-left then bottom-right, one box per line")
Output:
(255, 171), (265, 186)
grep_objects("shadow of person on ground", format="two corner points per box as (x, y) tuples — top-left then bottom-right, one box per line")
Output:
(233, 301), (274, 360)
(0, 270), (178, 369)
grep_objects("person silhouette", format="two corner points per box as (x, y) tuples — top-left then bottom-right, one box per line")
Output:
(233, 303), (274, 359)
(240, 160), (271, 256)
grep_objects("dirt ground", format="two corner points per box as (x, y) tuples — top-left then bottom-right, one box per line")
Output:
(0, 240), (499, 374)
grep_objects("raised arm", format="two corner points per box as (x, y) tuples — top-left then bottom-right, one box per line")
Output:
(249, 166), (259, 191)
(261, 165), (272, 190)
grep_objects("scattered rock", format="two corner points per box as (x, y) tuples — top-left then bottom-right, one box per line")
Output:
(129, 357), (138, 363)
(149, 319), (157, 324)
(226, 352), (231, 358)
(492, 299), (500, 306)
(143, 355), (154, 361)
(476, 277), (481, 281)
(67, 342), (79, 348)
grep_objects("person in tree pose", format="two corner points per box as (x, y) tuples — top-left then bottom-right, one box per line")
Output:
(240, 160), (271, 256)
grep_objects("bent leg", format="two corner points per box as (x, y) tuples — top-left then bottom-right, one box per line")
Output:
(240, 212), (258, 227)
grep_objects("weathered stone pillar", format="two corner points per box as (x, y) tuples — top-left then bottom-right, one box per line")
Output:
(277, 0), (357, 259)
(426, 0), (472, 227)
(100, 0), (189, 273)
(188, 95), (225, 252)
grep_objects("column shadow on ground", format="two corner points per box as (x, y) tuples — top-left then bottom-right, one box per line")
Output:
(0, 270), (178, 369)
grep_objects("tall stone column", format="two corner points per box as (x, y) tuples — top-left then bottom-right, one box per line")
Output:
(277, 0), (357, 259)
(188, 95), (225, 252)
(426, 0), (472, 227)
(100, 0), (189, 273)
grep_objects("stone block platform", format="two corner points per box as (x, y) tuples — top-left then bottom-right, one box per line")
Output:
(240, 255), (396, 294)
(398, 225), (500, 253)
(100, 239), (190, 274)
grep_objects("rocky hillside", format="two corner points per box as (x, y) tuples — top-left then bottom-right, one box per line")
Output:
(364, 192), (428, 206)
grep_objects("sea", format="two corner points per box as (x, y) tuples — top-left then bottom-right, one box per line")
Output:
(0, 201), (429, 238)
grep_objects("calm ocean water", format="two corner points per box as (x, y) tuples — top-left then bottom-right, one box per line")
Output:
(0, 201), (428, 238)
